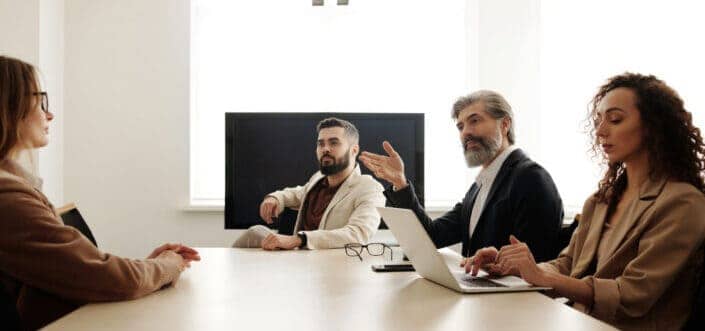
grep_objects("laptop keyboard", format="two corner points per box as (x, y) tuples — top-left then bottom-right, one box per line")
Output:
(460, 275), (504, 287)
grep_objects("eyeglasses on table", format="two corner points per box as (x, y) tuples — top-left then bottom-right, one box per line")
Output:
(344, 242), (393, 262)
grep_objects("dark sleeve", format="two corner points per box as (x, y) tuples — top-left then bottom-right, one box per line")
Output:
(384, 181), (464, 248)
(509, 166), (564, 262)
(0, 187), (181, 302)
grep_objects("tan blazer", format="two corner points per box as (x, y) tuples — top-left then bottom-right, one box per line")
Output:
(543, 177), (705, 331)
(0, 159), (181, 330)
(269, 165), (385, 249)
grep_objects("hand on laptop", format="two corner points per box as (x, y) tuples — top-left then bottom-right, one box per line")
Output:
(494, 235), (550, 286)
(462, 246), (501, 276)
(360, 141), (408, 190)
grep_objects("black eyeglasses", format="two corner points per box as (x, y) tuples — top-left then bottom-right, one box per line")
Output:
(32, 92), (49, 113)
(344, 243), (393, 262)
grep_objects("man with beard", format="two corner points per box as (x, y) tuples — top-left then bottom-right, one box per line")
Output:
(360, 90), (564, 263)
(233, 117), (385, 250)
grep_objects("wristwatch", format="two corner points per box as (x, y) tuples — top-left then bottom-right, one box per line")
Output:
(297, 231), (307, 249)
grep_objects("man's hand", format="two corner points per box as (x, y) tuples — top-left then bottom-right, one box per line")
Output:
(460, 246), (499, 276)
(359, 141), (408, 189)
(259, 196), (281, 224)
(261, 234), (302, 250)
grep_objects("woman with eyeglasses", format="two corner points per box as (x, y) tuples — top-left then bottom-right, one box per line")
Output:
(466, 73), (705, 330)
(0, 55), (201, 330)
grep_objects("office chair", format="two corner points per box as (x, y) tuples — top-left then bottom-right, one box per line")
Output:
(57, 203), (98, 247)
(682, 246), (705, 330)
(556, 214), (580, 254)
(274, 208), (298, 236)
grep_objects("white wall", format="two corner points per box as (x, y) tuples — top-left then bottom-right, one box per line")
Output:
(63, 0), (240, 258)
(0, 0), (64, 204)
(38, 0), (65, 205)
(0, 1), (39, 63)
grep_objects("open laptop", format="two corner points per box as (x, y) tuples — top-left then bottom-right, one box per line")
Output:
(378, 207), (551, 293)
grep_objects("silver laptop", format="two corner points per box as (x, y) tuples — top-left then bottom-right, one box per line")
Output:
(378, 207), (551, 293)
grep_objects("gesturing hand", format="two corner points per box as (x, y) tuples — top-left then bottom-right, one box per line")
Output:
(359, 141), (407, 189)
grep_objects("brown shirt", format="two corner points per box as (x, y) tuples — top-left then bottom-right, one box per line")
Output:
(300, 177), (341, 231)
(0, 159), (181, 330)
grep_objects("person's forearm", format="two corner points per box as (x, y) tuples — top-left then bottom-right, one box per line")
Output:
(543, 272), (593, 306)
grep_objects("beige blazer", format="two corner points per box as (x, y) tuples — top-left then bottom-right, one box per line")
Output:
(0, 159), (181, 330)
(268, 165), (385, 249)
(544, 177), (705, 331)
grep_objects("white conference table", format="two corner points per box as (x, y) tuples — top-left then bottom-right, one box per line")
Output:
(44, 248), (616, 331)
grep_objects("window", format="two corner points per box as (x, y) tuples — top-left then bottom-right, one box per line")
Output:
(538, 0), (705, 213)
(191, 0), (705, 213)
(191, 0), (469, 208)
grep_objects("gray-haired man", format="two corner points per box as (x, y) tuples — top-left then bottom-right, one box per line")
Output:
(360, 90), (564, 268)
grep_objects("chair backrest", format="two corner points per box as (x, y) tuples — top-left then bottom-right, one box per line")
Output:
(556, 214), (580, 255)
(683, 246), (705, 330)
(274, 208), (298, 235)
(57, 203), (98, 247)
(0, 289), (20, 331)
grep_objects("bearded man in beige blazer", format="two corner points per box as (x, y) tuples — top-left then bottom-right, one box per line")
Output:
(233, 117), (385, 250)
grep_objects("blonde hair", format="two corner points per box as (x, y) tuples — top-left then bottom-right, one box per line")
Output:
(0, 55), (40, 159)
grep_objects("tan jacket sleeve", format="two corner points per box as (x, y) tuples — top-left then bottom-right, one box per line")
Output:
(268, 184), (308, 213)
(0, 185), (182, 302)
(543, 234), (577, 276)
(585, 190), (705, 323)
(305, 178), (385, 249)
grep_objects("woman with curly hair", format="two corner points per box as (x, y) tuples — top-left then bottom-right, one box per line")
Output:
(0, 55), (201, 330)
(467, 73), (705, 330)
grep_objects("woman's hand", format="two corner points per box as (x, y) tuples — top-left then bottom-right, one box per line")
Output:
(495, 235), (549, 286)
(148, 243), (201, 268)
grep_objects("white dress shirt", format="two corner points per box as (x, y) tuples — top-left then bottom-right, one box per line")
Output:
(468, 145), (518, 237)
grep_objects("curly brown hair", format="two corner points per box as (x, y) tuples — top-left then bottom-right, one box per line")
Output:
(587, 72), (705, 204)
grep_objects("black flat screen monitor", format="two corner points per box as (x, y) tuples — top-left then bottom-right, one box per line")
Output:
(225, 112), (424, 230)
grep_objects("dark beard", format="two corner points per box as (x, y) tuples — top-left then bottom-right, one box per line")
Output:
(319, 148), (351, 175)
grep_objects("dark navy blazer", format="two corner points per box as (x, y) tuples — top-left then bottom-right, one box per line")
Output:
(384, 149), (564, 262)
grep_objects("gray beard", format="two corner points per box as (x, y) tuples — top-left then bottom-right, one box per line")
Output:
(463, 130), (502, 168)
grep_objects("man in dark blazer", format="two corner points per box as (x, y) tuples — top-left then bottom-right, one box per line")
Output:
(360, 90), (564, 262)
